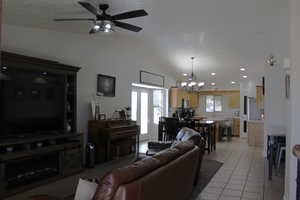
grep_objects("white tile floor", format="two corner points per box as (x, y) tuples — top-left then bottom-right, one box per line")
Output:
(198, 138), (284, 200)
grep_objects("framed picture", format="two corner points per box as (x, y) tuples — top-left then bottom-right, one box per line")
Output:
(97, 74), (116, 97)
(140, 70), (165, 87)
(285, 74), (290, 99)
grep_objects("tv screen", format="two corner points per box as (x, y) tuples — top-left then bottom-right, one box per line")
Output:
(0, 72), (65, 136)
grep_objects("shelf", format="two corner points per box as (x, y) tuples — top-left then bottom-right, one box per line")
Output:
(0, 133), (82, 148)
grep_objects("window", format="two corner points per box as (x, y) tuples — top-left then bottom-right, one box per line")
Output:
(205, 95), (222, 112)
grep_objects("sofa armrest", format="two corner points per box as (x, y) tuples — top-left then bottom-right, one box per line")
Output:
(29, 195), (63, 200)
(148, 141), (172, 150)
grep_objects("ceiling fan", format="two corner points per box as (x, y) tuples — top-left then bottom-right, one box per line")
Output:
(54, 1), (148, 34)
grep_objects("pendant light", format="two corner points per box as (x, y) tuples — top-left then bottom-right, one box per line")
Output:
(180, 57), (205, 90)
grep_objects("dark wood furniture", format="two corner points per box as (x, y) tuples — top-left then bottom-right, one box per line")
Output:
(0, 52), (83, 198)
(88, 120), (140, 163)
(1, 51), (80, 133)
(0, 133), (83, 198)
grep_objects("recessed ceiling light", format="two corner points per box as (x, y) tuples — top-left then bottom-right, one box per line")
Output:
(242, 75), (248, 78)
(183, 73), (188, 77)
(231, 81), (236, 84)
(211, 72), (216, 76)
(211, 82), (216, 86)
(198, 82), (205, 87)
(240, 67), (246, 71)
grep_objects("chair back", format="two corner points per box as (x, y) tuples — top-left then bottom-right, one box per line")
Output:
(165, 117), (179, 140)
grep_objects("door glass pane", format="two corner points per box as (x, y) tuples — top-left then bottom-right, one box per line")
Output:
(153, 90), (162, 106)
(153, 107), (162, 125)
(140, 92), (148, 134)
(153, 90), (163, 124)
(131, 91), (137, 121)
(206, 95), (214, 112)
(215, 96), (222, 112)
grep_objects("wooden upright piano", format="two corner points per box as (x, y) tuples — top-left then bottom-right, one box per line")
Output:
(88, 120), (140, 163)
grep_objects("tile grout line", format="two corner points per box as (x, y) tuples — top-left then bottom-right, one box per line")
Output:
(239, 150), (255, 200)
(216, 150), (245, 200)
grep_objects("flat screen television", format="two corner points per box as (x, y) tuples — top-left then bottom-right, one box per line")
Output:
(0, 70), (65, 136)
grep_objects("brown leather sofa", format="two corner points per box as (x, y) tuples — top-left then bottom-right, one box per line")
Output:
(31, 141), (201, 200)
(147, 127), (205, 186)
(93, 141), (200, 200)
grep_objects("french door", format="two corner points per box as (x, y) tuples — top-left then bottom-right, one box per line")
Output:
(131, 85), (167, 142)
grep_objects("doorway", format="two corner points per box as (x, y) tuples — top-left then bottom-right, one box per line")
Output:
(131, 83), (168, 142)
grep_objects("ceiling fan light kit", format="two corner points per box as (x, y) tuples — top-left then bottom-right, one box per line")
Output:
(93, 20), (114, 33)
(54, 1), (148, 34)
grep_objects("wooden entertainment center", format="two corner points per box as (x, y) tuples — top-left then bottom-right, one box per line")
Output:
(0, 52), (83, 198)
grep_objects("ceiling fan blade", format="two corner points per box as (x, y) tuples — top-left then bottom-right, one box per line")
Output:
(78, 1), (99, 16)
(112, 10), (148, 20)
(54, 18), (94, 21)
(114, 21), (143, 32)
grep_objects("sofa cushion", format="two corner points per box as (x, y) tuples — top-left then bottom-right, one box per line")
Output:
(153, 141), (194, 165)
(93, 157), (161, 200)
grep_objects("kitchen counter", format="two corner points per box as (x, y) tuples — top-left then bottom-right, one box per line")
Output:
(247, 120), (264, 123)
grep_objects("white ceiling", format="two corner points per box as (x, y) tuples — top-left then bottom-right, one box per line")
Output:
(3, 0), (289, 89)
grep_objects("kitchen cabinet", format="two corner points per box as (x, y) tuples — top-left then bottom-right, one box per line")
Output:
(248, 121), (264, 147)
(170, 88), (186, 108)
(256, 86), (264, 109)
(169, 88), (199, 108)
(233, 118), (240, 137)
(189, 92), (199, 108)
(229, 92), (240, 109)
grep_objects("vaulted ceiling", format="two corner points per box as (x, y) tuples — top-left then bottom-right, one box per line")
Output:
(3, 0), (289, 89)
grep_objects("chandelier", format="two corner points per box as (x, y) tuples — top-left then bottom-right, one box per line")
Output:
(180, 57), (205, 90)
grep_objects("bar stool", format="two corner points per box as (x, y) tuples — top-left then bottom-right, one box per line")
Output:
(277, 146), (286, 169)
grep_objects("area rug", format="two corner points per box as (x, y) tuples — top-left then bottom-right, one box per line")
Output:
(190, 159), (223, 200)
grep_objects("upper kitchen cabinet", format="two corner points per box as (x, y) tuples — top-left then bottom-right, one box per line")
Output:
(229, 92), (240, 109)
(256, 86), (264, 109)
(189, 92), (199, 108)
(169, 88), (199, 108)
